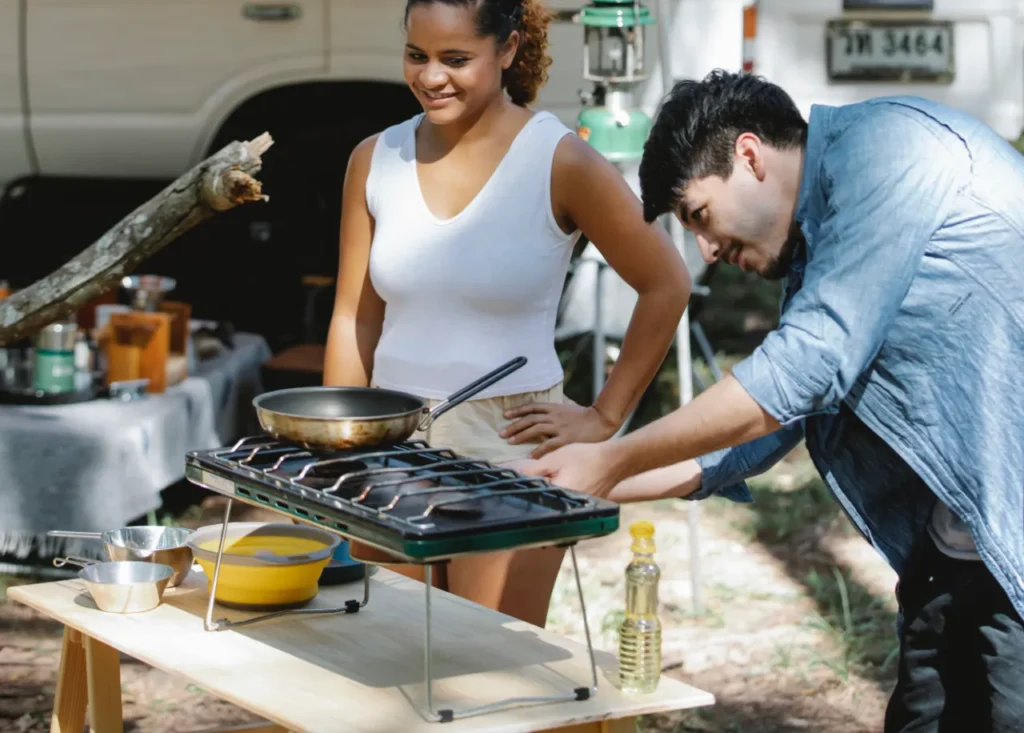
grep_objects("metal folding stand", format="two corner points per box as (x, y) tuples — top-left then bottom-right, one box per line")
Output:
(422, 546), (599, 723)
(200, 499), (601, 724)
(202, 498), (370, 632)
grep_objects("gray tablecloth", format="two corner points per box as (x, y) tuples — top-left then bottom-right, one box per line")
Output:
(0, 332), (272, 560)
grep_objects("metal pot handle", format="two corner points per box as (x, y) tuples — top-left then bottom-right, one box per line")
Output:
(419, 356), (528, 431)
(53, 555), (97, 569)
(47, 530), (104, 540)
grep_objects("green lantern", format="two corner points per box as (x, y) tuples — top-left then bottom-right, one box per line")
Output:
(575, 0), (653, 162)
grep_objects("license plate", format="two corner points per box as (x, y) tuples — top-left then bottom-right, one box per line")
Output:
(826, 20), (954, 83)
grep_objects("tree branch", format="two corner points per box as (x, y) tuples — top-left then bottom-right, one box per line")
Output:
(0, 133), (274, 346)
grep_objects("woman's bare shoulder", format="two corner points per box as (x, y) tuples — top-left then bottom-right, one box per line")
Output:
(551, 130), (612, 179)
(350, 133), (382, 167)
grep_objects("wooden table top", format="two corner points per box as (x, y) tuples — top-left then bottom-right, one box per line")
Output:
(8, 566), (713, 733)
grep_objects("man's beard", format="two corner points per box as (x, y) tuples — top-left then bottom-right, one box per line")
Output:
(759, 220), (805, 281)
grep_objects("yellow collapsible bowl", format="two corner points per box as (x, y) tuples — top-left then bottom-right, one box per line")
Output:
(188, 522), (340, 610)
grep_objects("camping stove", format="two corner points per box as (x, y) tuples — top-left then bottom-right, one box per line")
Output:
(184, 436), (620, 722)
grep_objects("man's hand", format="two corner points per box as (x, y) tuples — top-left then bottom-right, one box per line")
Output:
(514, 375), (781, 504)
(515, 441), (624, 498)
(514, 445), (705, 504)
(501, 402), (618, 459)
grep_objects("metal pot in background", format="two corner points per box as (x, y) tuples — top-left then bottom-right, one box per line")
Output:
(0, 346), (31, 391)
(121, 275), (176, 312)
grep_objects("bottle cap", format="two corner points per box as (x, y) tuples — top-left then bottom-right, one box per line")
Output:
(629, 520), (655, 552)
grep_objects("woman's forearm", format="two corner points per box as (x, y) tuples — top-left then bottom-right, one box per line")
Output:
(594, 286), (689, 427)
(322, 314), (381, 387)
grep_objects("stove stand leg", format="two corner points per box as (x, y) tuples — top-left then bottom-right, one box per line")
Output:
(423, 564), (451, 722)
(570, 545), (600, 697)
(419, 547), (598, 723)
(203, 498), (234, 632)
(201, 498), (372, 632)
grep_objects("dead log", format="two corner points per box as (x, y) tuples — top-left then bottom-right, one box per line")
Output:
(0, 133), (274, 346)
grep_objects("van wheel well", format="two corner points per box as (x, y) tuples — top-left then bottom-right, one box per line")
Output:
(145, 81), (420, 350)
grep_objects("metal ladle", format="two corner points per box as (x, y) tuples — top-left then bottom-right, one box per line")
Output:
(47, 526), (194, 586)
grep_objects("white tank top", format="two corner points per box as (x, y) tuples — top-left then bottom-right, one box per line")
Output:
(365, 111), (581, 401)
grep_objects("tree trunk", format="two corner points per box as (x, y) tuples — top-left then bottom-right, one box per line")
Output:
(0, 133), (274, 346)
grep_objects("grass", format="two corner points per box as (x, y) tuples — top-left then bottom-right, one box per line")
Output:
(703, 448), (899, 685)
(744, 475), (847, 545)
(802, 566), (899, 681)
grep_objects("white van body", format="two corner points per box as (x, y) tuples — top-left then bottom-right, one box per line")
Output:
(746, 0), (1023, 139)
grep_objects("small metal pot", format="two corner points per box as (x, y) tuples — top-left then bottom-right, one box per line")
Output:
(53, 556), (174, 613)
(121, 275), (176, 311)
(47, 526), (194, 587)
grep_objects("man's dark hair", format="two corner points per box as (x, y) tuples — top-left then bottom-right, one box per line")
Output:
(639, 70), (808, 223)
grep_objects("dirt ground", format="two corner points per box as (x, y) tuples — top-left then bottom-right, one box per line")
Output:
(0, 439), (900, 733)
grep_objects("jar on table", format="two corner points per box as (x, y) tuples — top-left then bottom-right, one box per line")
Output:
(34, 321), (79, 394)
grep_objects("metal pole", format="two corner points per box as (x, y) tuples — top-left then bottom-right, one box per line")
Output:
(592, 259), (606, 401)
(654, 0), (701, 615)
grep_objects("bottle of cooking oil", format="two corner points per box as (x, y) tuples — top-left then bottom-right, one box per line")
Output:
(618, 519), (662, 694)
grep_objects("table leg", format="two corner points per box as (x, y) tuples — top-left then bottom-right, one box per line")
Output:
(186, 723), (289, 733)
(84, 634), (124, 733)
(50, 627), (87, 733)
(541, 717), (638, 733)
(600, 720), (638, 733)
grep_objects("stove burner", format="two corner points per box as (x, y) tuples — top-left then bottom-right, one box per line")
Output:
(427, 491), (486, 518)
(297, 460), (368, 490)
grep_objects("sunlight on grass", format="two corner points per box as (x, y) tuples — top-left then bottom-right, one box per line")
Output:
(802, 566), (899, 682)
(745, 476), (845, 545)
(699, 445), (899, 687)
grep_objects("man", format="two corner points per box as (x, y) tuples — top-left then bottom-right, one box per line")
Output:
(520, 70), (1024, 730)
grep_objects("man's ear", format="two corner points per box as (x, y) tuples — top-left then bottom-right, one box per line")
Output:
(735, 132), (766, 182)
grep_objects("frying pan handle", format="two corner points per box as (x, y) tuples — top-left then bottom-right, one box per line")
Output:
(420, 356), (528, 430)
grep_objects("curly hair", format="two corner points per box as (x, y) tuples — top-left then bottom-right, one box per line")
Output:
(503, 0), (552, 106)
(405, 0), (553, 106)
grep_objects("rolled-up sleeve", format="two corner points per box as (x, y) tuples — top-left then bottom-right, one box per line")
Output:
(688, 422), (805, 502)
(732, 108), (963, 426)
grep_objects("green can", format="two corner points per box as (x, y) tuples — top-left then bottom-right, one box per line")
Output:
(34, 321), (78, 394)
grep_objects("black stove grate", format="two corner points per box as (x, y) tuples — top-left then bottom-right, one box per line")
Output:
(186, 437), (619, 550)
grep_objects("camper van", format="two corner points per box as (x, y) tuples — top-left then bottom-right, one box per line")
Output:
(740, 0), (1024, 140)
(0, 0), (1019, 345)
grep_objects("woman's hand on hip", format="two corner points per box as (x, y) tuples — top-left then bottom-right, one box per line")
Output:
(500, 402), (618, 459)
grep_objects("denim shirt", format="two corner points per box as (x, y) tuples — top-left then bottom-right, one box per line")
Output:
(692, 96), (1024, 620)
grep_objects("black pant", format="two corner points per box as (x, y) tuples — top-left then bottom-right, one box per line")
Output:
(885, 535), (1024, 732)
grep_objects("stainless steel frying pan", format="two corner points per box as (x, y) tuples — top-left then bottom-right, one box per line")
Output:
(252, 356), (527, 451)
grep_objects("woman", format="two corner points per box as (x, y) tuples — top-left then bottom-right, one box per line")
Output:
(323, 0), (691, 627)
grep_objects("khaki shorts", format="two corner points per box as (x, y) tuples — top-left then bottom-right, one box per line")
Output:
(373, 381), (568, 465)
